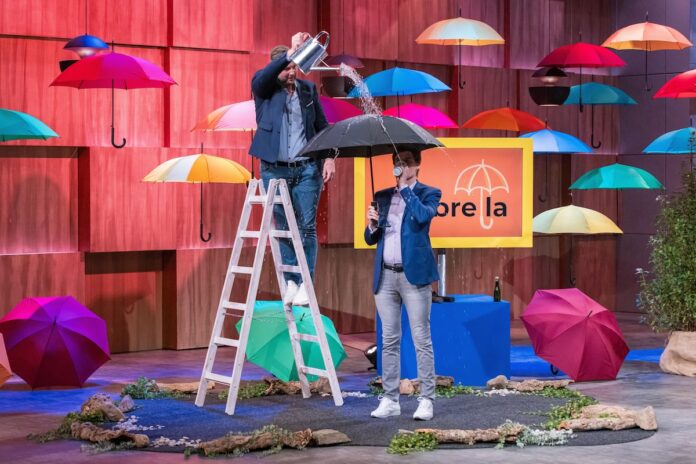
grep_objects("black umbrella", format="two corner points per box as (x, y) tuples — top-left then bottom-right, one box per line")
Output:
(300, 114), (443, 198)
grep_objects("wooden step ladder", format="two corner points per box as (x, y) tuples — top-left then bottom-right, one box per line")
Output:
(194, 178), (344, 415)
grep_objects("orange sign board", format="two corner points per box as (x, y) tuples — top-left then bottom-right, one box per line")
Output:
(353, 137), (533, 248)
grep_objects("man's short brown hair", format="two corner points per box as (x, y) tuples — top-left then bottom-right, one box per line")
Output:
(392, 150), (421, 165)
(270, 45), (289, 60)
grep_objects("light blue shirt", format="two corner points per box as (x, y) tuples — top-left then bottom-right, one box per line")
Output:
(382, 183), (416, 266)
(278, 87), (307, 162)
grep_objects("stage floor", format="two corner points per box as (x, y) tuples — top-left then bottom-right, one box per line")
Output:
(1, 320), (693, 463)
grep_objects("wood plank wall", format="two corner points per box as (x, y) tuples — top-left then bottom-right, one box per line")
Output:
(1, 0), (676, 352)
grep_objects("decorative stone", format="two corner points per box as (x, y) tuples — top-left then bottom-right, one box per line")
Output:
(485, 375), (572, 392)
(70, 422), (149, 447)
(199, 428), (312, 456)
(559, 404), (657, 431)
(399, 379), (416, 395)
(416, 423), (526, 445)
(660, 331), (696, 377)
(310, 429), (351, 446)
(157, 381), (214, 394)
(80, 394), (124, 422)
(117, 395), (135, 413)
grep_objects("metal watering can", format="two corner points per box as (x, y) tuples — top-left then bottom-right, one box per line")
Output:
(289, 31), (340, 74)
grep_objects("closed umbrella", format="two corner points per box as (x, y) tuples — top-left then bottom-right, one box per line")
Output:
(0, 108), (59, 142)
(235, 301), (346, 382)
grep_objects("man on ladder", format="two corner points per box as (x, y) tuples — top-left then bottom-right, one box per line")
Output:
(249, 31), (336, 305)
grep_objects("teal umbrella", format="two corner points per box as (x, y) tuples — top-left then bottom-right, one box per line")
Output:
(570, 163), (663, 189)
(564, 83), (636, 149)
(0, 108), (58, 142)
(235, 301), (346, 382)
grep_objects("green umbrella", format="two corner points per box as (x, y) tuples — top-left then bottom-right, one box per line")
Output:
(570, 163), (663, 189)
(0, 108), (58, 142)
(235, 301), (346, 382)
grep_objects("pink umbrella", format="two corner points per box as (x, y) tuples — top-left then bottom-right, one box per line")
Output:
(0, 296), (110, 388)
(521, 288), (628, 381)
(50, 50), (176, 148)
(191, 99), (257, 132)
(319, 96), (362, 123)
(383, 103), (458, 129)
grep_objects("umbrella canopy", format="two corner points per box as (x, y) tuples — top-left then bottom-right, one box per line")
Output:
(602, 21), (692, 51)
(537, 42), (626, 68)
(191, 100), (256, 132)
(143, 153), (251, 242)
(521, 288), (629, 381)
(0, 333), (11, 387)
(643, 127), (696, 153)
(654, 69), (696, 98)
(320, 96), (362, 123)
(0, 108), (59, 142)
(347, 67), (450, 98)
(383, 103), (457, 128)
(0, 296), (110, 388)
(235, 301), (346, 382)
(50, 50), (176, 148)
(463, 107), (545, 132)
(570, 163), (663, 189)
(325, 54), (365, 69)
(533, 205), (622, 234)
(564, 82), (636, 105)
(519, 129), (592, 153)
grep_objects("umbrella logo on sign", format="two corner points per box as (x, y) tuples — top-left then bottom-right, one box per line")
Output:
(437, 160), (509, 230)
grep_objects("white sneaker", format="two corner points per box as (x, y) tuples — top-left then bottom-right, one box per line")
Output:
(283, 281), (299, 306)
(292, 282), (310, 306)
(371, 396), (400, 419)
(413, 397), (433, 420)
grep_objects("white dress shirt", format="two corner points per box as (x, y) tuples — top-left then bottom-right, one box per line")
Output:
(382, 183), (415, 265)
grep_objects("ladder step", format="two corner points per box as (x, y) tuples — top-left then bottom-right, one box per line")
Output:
(222, 302), (246, 312)
(294, 333), (319, 343)
(249, 195), (283, 204)
(205, 373), (234, 385)
(230, 266), (254, 275)
(300, 366), (327, 378)
(278, 264), (302, 273)
(214, 336), (239, 347)
(269, 230), (293, 239)
(239, 230), (261, 239)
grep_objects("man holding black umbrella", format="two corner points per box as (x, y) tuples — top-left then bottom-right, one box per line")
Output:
(249, 32), (335, 306)
(365, 150), (441, 421)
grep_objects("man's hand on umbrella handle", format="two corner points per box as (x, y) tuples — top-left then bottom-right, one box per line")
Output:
(322, 157), (335, 183)
(289, 32), (311, 56)
(367, 204), (379, 228)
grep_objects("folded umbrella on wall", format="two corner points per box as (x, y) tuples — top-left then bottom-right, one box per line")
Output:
(563, 82), (637, 148)
(50, 48), (176, 148)
(235, 301), (346, 382)
(521, 288), (629, 381)
(299, 114), (443, 198)
(602, 16), (692, 91)
(416, 15), (505, 88)
(0, 296), (110, 388)
(0, 108), (58, 142)
(383, 103), (457, 129)
(0, 333), (11, 387)
(143, 151), (251, 242)
(570, 163), (663, 189)
(463, 107), (546, 133)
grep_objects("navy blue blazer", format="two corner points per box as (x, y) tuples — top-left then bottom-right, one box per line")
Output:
(249, 54), (329, 162)
(364, 182), (442, 294)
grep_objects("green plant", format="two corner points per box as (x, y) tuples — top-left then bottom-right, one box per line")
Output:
(218, 382), (268, 400)
(435, 384), (481, 398)
(121, 377), (170, 399)
(533, 386), (585, 400)
(27, 410), (107, 443)
(543, 395), (597, 430)
(638, 168), (696, 332)
(387, 431), (438, 455)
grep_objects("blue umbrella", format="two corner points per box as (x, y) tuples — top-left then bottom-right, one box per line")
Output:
(564, 82), (636, 149)
(643, 127), (696, 154)
(347, 67), (450, 114)
(520, 129), (592, 202)
(0, 108), (58, 142)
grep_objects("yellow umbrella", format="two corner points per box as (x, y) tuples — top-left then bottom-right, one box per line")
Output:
(533, 204), (622, 234)
(416, 16), (504, 88)
(143, 151), (251, 242)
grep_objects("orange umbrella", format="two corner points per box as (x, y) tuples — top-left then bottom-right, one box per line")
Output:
(463, 107), (545, 133)
(0, 333), (11, 386)
(602, 17), (692, 90)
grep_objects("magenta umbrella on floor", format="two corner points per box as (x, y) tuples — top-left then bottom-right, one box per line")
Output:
(0, 296), (110, 388)
(383, 103), (458, 129)
(521, 288), (628, 381)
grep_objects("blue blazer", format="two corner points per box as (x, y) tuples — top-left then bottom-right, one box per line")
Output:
(249, 54), (329, 162)
(364, 182), (442, 294)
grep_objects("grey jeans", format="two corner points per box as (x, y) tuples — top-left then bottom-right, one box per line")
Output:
(376, 269), (435, 401)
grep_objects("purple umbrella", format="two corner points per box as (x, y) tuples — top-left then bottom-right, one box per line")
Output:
(0, 296), (110, 388)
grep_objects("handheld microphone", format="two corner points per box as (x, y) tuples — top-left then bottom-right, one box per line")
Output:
(393, 166), (403, 177)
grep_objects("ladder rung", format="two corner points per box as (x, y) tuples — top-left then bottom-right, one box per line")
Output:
(269, 230), (293, 239)
(278, 265), (302, 273)
(206, 373), (234, 385)
(214, 336), (239, 347)
(230, 266), (254, 275)
(249, 195), (283, 204)
(239, 230), (261, 239)
(222, 302), (246, 312)
(300, 366), (327, 378)
(295, 333), (319, 343)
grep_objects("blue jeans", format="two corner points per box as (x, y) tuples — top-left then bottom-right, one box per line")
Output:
(260, 160), (323, 284)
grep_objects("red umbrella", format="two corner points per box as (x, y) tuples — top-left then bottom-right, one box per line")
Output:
(50, 49), (176, 148)
(383, 103), (458, 128)
(538, 42), (625, 111)
(319, 96), (362, 123)
(521, 288), (628, 381)
(463, 107), (545, 132)
(654, 69), (696, 98)
(0, 296), (110, 388)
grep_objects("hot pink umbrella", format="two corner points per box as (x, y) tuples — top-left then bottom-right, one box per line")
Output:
(383, 103), (458, 129)
(0, 296), (110, 388)
(319, 96), (362, 123)
(521, 288), (628, 381)
(50, 50), (176, 148)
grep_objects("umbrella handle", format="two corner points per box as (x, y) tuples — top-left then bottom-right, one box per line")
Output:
(111, 126), (126, 149)
(200, 223), (212, 242)
(590, 134), (602, 149)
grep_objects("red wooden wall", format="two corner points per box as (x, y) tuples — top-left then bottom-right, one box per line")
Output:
(1, 0), (672, 352)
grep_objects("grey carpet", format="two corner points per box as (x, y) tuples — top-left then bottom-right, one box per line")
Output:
(114, 392), (655, 452)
